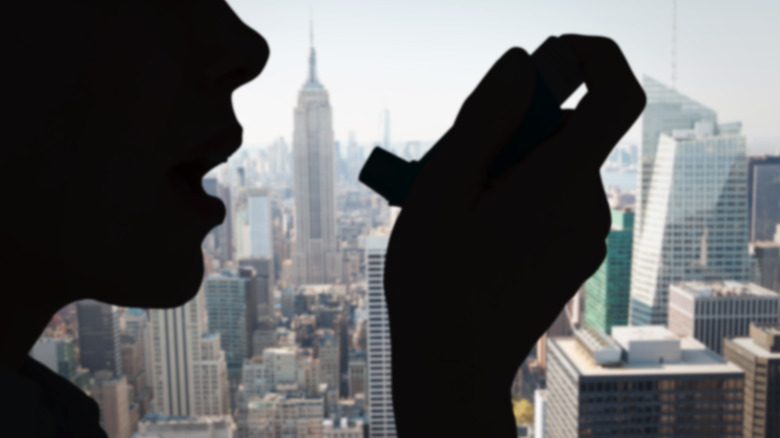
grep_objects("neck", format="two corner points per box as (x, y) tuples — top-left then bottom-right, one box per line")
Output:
(0, 298), (65, 373)
(0, 240), (71, 373)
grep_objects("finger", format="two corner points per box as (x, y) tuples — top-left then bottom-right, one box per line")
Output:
(515, 35), (645, 189)
(408, 47), (536, 209)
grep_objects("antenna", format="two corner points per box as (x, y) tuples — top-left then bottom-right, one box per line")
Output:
(671, 0), (677, 89)
(310, 7), (314, 49)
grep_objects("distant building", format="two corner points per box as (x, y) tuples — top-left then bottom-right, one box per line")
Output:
(239, 257), (275, 321)
(245, 393), (323, 438)
(668, 281), (779, 354)
(534, 389), (548, 438)
(77, 299), (122, 377)
(751, 242), (780, 292)
(91, 371), (132, 438)
(748, 155), (780, 242)
(546, 326), (744, 437)
(149, 286), (230, 417)
(347, 351), (367, 399)
(205, 269), (255, 380)
(120, 333), (152, 420)
(723, 323), (780, 438)
(136, 413), (235, 438)
(317, 329), (340, 406)
(29, 336), (77, 381)
(323, 417), (364, 438)
(247, 187), (273, 260)
(584, 207), (634, 334)
(365, 235), (396, 437)
(292, 23), (340, 286)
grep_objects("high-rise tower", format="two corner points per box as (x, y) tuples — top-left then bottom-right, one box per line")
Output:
(630, 115), (749, 325)
(365, 235), (397, 438)
(292, 21), (339, 286)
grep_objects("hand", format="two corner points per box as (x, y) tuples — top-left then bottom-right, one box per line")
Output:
(383, 34), (646, 437)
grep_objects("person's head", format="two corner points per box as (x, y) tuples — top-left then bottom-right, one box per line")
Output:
(4, 0), (269, 309)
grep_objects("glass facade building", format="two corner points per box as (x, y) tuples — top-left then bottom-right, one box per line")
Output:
(630, 116), (750, 326)
(204, 270), (252, 380)
(584, 208), (634, 334)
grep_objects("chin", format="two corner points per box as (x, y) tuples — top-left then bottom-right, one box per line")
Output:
(83, 244), (206, 309)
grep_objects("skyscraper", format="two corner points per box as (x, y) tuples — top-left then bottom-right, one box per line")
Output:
(584, 207), (634, 334)
(631, 77), (719, 325)
(292, 22), (339, 286)
(365, 235), (396, 438)
(748, 155), (780, 242)
(149, 285), (229, 416)
(76, 299), (122, 377)
(630, 116), (749, 325)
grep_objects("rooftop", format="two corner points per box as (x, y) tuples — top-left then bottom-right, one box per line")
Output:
(672, 281), (778, 298)
(728, 337), (780, 359)
(552, 329), (743, 377)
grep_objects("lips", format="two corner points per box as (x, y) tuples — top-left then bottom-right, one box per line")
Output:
(170, 125), (242, 193)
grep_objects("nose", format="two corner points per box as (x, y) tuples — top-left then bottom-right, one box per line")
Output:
(199, 6), (270, 94)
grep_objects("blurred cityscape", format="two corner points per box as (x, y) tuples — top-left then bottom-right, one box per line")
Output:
(31, 24), (780, 438)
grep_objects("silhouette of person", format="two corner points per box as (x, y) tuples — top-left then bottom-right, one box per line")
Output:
(0, 1), (644, 437)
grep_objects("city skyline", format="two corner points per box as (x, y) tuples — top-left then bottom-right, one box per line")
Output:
(23, 7), (780, 437)
(227, 0), (780, 152)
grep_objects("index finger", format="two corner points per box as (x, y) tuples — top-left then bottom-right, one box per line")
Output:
(520, 35), (645, 183)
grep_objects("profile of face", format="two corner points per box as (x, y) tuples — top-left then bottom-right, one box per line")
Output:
(4, 0), (268, 308)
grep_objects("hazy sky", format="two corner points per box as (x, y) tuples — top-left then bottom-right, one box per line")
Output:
(226, 0), (780, 152)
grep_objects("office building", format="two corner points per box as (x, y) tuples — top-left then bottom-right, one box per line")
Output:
(77, 299), (122, 377)
(365, 235), (396, 437)
(218, 182), (233, 263)
(149, 285), (230, 416)
(668, 281), (779, 354)
(136, 414), (235, 438)
(245, 393), (324, 438)
(751, 242), (780, 292)
(723, 323), (780, 438)
(238, 257), (274, 321)
(324, 418), (364, 438)
(240, 347), (298, 401)
(317, 329), (340, 414)
(584, 207), (634, 334)
(630, 117), (750, 325)
(29, 336), (77, 381)
(292, 23), (340, 285)
(347, 351), (366, 399)
(120, 308), (154, 418)
(247, 187), (273, 261)
(241, 356), (271, 400)
(748, 156), (780, 242)
(534, 389), (547, 438)
(546, 326), (744, 437)
(635, 75), (717, 247)
(205, 269), (255, 380)
(90, 371), (132, 438)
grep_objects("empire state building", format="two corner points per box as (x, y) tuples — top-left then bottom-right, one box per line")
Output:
(292, 24), (340, 285)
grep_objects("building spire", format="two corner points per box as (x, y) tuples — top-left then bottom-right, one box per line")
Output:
(305, 14), (322, 88)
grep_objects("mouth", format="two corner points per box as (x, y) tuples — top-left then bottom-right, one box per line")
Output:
(169, 125), (243, 195)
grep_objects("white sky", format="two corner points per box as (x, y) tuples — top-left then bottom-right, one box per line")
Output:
(226, 0), (780, 153)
